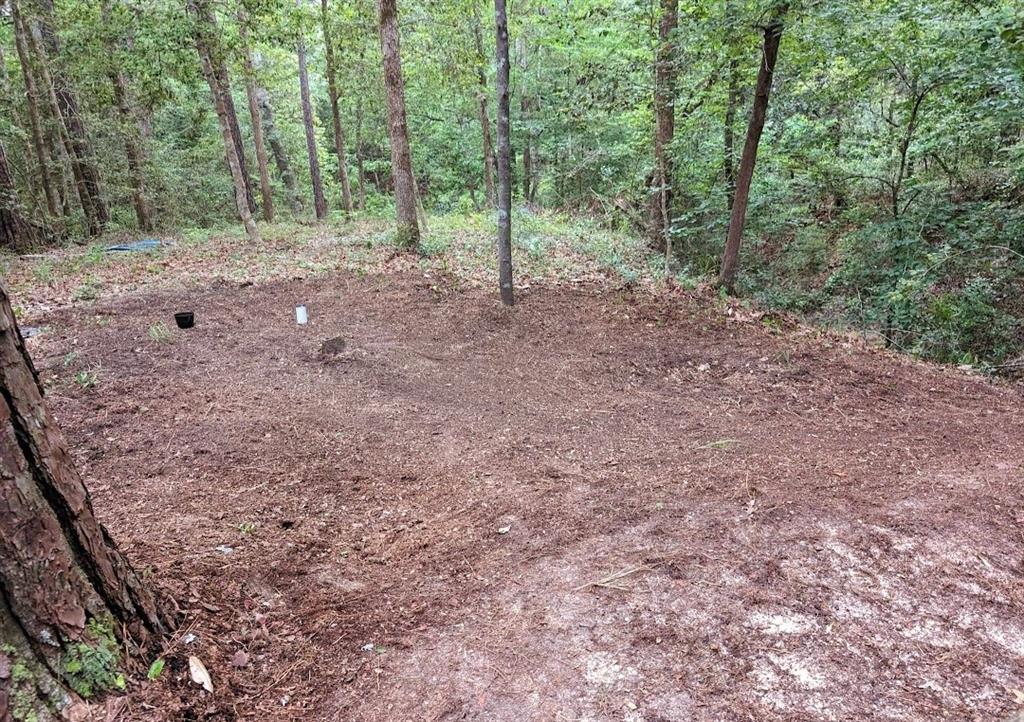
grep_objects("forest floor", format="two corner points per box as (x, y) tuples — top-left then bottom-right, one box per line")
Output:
(5, 215), (1024, 721)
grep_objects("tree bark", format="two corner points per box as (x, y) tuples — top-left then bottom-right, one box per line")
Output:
(23, 1), (108, 234)
(718, 4), (788, 293)
(473, 7), (496, 207)
(256, 86), (302, 217)
(297, 11), (327, 221)
(189, 0), (260, 243)
(102, 0), (153, 232)
(0, 284), (172, 720)
(494, 0), (514, 306)
(651, 0), (677, 253)
(377, 0), (419, 249)
(321, 0), (354, 214)
(9, 6), (60, 225)
(238, 11), (274, 223)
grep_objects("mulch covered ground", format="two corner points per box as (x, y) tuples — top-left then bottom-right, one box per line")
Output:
(23, 269), (1024, 721)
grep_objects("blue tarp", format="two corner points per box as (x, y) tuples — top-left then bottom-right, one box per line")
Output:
(105, 238), (161, 252)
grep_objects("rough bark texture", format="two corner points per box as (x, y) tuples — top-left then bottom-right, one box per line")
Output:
(494, 0), (514, 306)
(377, 0), (420, 249)
(473, 8), (496, 207)
(0, 284), (171, 720)
(238, 13), (274, 223)
(321, 0), (353, 214)
(256, 86), (302, 218)
(0, 142), (42, 250)
(102, 0), (153, 232)
(9, 2), (59, 224)
(189, 0), (260, 243)
(24, 0), (108, 235)
(297, 20), (327, 221)
(651, 0), (677, 253)
(718, 5), (788, 292)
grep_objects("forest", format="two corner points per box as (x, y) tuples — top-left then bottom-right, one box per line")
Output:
(1, 0), (1024, 720)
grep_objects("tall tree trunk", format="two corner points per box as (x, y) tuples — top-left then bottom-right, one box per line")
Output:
(718, 4), (787, 292)
(377, 0), (419, 249)
(102, 0), (153, 232)
(651, 0), (677, 255)
(297, 21), (327, 221)
(23, 2), (108, 234)
(321, 0), (354, 214)
(494, 0), (513, 306)
(0, 142), (43, 250)
(238, 11), (274, 223)
(189, 0), (260, 243)
(355, 50), (368, 211)
(9, 9), (59, 225)
(0, 284), (172, 720)
(256, 86), (302, 217)
(473, 7), (496, 207)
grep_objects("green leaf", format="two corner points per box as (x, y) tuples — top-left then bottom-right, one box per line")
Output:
(147, 659), (165, 680)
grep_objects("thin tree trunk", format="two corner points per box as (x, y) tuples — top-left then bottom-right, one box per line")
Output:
(0, 284), (172, 720)
(256, 86), (302, 217)
(0, 142), (43, 250)
(9, 8), (59, 224)
(651, 0), (677, 253)
(355, 49), (368, 211)
(102, 0), (153, 232)
(724, 62), (738, 214)
(377, 0), (419, 248)
(321, 0), (353, 214)
(297, 21), (326, 221)
(473, 7), (496, 207)
(238, 12), (273, 223)
(23, 3), (108, 233)
(189, 0), (260, 243)
(494, 0), (513, 306)
(718, 4), (788, 292)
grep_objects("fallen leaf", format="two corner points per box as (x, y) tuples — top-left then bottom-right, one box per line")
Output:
(188, 655), (214, 693)
(231, 650), (249, 668)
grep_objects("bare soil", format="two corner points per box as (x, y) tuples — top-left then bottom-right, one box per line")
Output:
(22, 269), (1024, 721)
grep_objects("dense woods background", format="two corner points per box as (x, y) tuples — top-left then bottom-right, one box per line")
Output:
(1, 0), (1023, 367)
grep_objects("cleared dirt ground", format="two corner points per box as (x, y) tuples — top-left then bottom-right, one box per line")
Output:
(20, 268), (1024, 721)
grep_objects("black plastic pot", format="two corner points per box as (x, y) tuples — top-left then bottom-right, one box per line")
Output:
(174, 311), (195, 329)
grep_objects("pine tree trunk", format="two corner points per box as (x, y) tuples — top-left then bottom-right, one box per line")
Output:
(651, 0), (677, 253)
(321, 0), (354, 215)
(473, 9), (496, 207)
(718, 4), (787, 293)
(23, 2), (108, 234)
(189, 0), (260, 243)
(238, 12), (274, 223)
(256, 86), (303, 217)
(377, 0), (419, 249)
(0, 284), (172, 721)
(494, 0), (514, 306)
(9, 7), (60, 225)
(297, 18), (327, 221)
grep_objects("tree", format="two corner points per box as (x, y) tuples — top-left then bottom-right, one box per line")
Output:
(377, 0), (419, 249)
(473, 5), (496, 207)
(718, 4), (789, 293)
(188, 0), (261, 243)
(321, 0), (354, 214)
(102, 0), (154, 232)
(0, 284), (172, 719)
(256, 86), (303, 218)
(0, 141), (43, 249)
(494, 0), (513, 306)
(7, 0), (60, 226)
(238, 9), (274, 223)
(297, 2), (327, 221)
(651, 0), (678, 255)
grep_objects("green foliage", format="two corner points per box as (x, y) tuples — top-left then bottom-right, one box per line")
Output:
(147, 322), (173, 343)
(147, 658), (165, 680)
(61, 617), (125, 699)
(74, 369), (100, 390)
